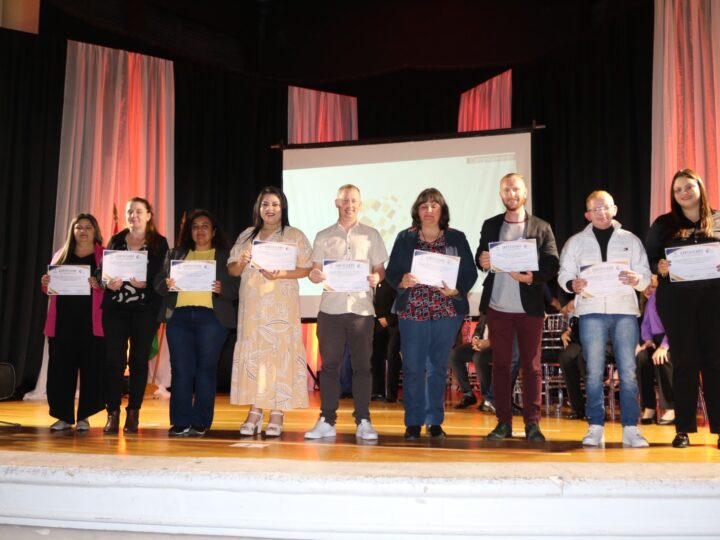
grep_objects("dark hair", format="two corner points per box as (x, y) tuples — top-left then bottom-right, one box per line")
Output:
(126, 197), (163, 251)
(177, 209), (229, 251)
(57, 213), (103, 265)
(410, 188), (450, 230)
(669, 169), (714, 238)
(249, 186), (290, 240)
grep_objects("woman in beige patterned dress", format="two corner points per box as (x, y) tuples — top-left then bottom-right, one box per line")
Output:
(227, 186), (312, 437)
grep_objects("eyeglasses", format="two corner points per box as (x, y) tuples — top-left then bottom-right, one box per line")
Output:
(260, 202), (282, 209)
(587, 205), (616, 214)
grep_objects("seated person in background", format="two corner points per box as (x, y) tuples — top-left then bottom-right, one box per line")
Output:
(371, 278), (401, 402)
(451, 313), (520, 413)
(558, 300), (586, 420)
(636, 275), (674, 425)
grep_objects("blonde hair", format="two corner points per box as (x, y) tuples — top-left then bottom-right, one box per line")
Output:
(336, 184), (361, 198)
(585, 190), (613, 210)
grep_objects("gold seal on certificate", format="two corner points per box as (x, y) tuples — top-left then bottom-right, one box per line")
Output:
(102, 250), (148, 283)
(488, 239), (539, 273)
(410, 250), (460, 289)
(579, 261), (633, 298)
(665, 242), (720, 282)
(251, 240), (298, 271)
(169, 260), (216, 292)
(47, 265), (91, 295)
(322, 259), (369, 293)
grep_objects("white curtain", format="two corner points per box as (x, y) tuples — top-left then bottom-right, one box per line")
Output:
(25, 41), (175, 400)
(287, 85), (358, 144)
(458, 70), (512, 132)
(651, 0), (720, 219)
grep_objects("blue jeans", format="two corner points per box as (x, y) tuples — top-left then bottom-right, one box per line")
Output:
(166, 307), (228, 427)
(579, 313), (640, 427)
(399, 316), (463, 426)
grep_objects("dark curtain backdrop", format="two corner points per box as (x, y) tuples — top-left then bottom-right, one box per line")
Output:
(513, 2), (654, 247)
(173, 63), (287, 243)
(0, 29), (66, 394)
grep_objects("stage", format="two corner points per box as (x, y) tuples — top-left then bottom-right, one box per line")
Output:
(1, 393), (719, 539)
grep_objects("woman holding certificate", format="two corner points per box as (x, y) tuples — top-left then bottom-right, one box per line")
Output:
(155, 210), (239, 436)
(386, 188), (478, 440)
(41, 214), (105, 431)
(228, 186), (312, 437)
(101, 197), (169, 434)
(646, 169), (720, 449)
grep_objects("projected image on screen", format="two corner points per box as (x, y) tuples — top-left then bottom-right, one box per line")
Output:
(283, 132), (532, 318)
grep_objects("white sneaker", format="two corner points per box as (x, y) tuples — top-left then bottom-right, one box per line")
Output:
(622, 425), (650, 448)
(304, 417), (336, 439)
(356, 419), (378, 440)
(582, 424), (605, 446)
(75, 418), (90, 432)
(50, 420), (72, 431)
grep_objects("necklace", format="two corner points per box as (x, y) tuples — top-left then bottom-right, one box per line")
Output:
(504, 216), (528, 224)
(420, 229), (442, 242)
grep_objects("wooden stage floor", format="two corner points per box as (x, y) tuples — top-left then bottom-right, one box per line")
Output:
(2, 391), (718, 464)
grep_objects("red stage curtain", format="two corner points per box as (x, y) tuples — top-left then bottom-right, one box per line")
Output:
(457, 70), (512, 132)
(651, 0), (720, 217)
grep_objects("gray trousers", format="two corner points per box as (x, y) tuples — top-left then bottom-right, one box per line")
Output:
(317, 311), (374, 425)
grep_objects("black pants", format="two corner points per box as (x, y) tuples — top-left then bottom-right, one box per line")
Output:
(47, 336), (105, 423)
(370, 322), (401, 399)
(102, 306), (159, 412)
(558, 342), (586, 416)
(636, 348), (674, 410)
(656, 283), (720, 434)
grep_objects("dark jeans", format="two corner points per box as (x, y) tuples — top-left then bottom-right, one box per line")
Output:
(317, 312), (374, 425)
(656, 283), (720, 434)
(637, 348), (674, 410)
(166, 307), (228, 428)
(47, 336), (105, 424)
(486, 308), (544, 425)
(371, 322), (401, 399)
(102, 306), (159, 412)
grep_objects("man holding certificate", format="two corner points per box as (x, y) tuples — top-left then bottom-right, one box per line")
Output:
(304, 184), (388, 441)
(476, 173), (559, 442)
(558, 190), (651, 447)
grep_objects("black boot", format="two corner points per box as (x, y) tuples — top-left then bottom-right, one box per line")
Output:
(124, 409), (139, 433)
(103, 410), (120, 434)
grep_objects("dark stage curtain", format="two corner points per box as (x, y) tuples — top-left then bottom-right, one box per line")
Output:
(512, 2), (654, 248)
(0, 29), (66, 394)
(173, 63), (287, 242)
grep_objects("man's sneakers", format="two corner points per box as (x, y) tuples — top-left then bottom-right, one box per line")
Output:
(622, 425), (649, 448)
(356, 419), (379, 440)
(304, 417), (337, 439)
(582, 424), (605, 446)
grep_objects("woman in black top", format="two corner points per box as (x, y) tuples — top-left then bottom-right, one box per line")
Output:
(41, 214), (105, 431)
(645, 168), (720, 449)
(101, 197), (169, 433)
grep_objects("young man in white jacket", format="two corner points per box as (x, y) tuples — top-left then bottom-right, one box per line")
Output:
(558, 191), (651, 447)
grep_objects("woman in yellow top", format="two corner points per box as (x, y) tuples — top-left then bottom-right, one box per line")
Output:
(228, 186), (312, 437)
(155, 209), (239, 436)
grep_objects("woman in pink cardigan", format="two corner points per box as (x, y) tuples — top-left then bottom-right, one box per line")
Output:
(41, 213), (105, 431)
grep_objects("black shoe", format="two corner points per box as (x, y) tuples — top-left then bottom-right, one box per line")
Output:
(641, 417), (656, 425)
(717, 435), (720, 450)
(103, 410), (120, 434)
(404, 425), (421, 440)
(454, 393), (478, 409)
(427, 425), (446, 438)
(487, 422), (513, 440)
(371, 393), (385, 401)
(168, 425), (191, 437)
(478, 400), (496, 413)
(525, 422), (546, 442)
(385, 396), (397, 403)
(511, 402), (523, 416)
(339, 392), (353, 399)
(124, 409), (139, 433)
(672, 433), (689, 448)
(189, 425), (207, 437)
(567, 410), (585, 420)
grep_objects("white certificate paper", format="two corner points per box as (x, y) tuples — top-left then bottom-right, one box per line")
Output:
(169, 260), (216, 292)
(489, 239), (539, 273)
(102, 250), (148, 283)
(323, 259), (369, 293)
(47, 265), (91, 296)
(666, 243), (720, 282)
(251, 240), (298, 271)
(410, 250), (460, 290)
(579, 261), (632, 298)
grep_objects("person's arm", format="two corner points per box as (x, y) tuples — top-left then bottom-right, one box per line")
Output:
(475, 220), (491, 272)
(154, 248), (175, 296)
(385, 231), (409, 291)
(530, 222), (560, 285)
(440, 230), (478, 297)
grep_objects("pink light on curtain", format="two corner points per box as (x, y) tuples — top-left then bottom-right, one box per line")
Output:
(651, 0), (720, 219)
(458, 70), (512, 132)
(288, 86), (358, 144)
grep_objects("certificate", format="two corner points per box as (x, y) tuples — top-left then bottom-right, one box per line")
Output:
(489, 239), (539, 273)
(410, 250), (460, 290)
(323, 259), (369, 293)
(102, 250), (148, 282)
(47, 265), (91, 296)
(666, 243), (720, 282)
(251, 240), (298, 271)
(169, 260), (216, 292)
(579, 261), (632, 298)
